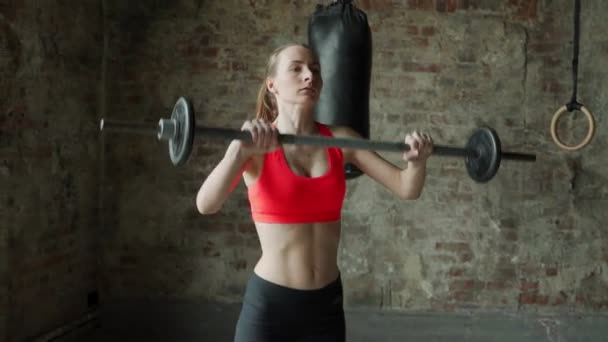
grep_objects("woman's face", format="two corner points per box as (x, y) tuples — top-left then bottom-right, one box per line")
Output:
(267, 45), (323, 108)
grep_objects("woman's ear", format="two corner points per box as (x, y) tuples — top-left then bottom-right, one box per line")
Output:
(266, 78), (278, 95)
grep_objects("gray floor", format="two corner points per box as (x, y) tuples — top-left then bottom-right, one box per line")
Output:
(63, 301), (607, 342)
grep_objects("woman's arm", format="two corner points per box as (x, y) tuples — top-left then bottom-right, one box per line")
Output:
(196, 119), (279, 214)
(195, 141), (252, 214)
(331, 126), (433, 200)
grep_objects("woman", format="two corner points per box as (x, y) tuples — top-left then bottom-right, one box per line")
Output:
(196, 43), (433, 342)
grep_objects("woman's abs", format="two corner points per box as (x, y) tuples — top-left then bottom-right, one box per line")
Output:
(253, 221), (341, 290)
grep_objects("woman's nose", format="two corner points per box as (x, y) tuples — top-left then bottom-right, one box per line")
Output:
(303, 67), (315, 82)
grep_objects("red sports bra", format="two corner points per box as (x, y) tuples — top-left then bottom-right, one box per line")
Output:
(246, 123), (346, 224)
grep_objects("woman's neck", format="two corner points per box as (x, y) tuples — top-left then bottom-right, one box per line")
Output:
(273, 103), (317, 135)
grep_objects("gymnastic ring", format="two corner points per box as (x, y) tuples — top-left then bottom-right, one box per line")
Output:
(550, 104), (596, 151)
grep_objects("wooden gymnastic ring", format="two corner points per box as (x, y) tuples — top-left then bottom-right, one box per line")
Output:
(550, 104), (596, 151)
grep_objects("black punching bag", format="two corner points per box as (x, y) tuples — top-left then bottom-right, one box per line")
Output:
(308, 0), (372, 180)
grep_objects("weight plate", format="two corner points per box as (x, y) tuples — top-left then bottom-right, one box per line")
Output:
(465, 127), (501, 183)
(169, 97), (195, 166)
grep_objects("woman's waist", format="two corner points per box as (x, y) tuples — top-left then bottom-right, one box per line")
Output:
(254, 250), (340, 290)
(242, 268), (344, 319)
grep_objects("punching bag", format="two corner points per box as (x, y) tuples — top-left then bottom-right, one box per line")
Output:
(308, 0), (372, 180)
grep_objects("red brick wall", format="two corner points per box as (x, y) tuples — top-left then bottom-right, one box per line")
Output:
(98, 0), (608, 314)
(1, 2), (603, 339)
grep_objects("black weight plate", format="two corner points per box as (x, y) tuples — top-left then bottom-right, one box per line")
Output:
(169, 97), (195, 166)
(465, 127), (501, 183)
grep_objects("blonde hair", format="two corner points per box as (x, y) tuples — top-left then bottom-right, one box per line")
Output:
(255, 43), (317, 121)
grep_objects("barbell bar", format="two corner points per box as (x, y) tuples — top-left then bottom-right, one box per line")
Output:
(99, 97), (536, 183)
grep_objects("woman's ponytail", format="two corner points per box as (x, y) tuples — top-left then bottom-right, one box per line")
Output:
(255, 81), (277, 121)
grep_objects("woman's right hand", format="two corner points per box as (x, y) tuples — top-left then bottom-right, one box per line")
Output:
(237, 119), (280, 157)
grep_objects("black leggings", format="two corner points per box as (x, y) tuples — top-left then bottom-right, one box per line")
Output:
(234, 272), (345, 342)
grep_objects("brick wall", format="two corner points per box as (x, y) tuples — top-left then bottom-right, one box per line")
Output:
(98, 0), (606, 316)
(0, 1), (102, 341)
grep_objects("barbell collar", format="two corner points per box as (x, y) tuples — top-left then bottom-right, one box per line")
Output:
(158, 118), (177, 141)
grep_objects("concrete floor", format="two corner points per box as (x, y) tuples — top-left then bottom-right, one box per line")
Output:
(61, 301), (607, 342)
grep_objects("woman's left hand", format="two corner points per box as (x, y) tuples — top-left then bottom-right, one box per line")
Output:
(403, 131), (433, 164)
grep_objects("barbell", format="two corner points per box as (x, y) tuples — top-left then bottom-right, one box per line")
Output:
(99, 97), (536, 183)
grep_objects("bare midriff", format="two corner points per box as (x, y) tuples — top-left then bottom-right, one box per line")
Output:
(253, 220), (341, 290)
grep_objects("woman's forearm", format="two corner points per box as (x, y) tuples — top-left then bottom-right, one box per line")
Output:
(196, 141), (250, 214)
(398, 161), (427, 199)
